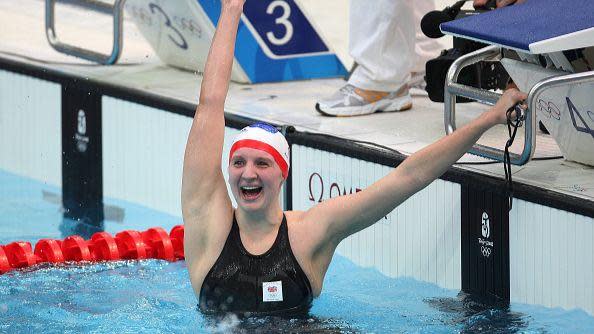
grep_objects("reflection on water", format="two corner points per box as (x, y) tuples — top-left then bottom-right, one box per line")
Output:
(201, 291), (532, 334)
(203, 313), (358, 334)
(59, 217), (104, 239)
(426, 292), (531, 333)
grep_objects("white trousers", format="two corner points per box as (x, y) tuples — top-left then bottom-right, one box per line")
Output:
(348, 0), (442, 91)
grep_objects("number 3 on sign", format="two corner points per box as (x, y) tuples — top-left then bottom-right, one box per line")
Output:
(266, 1), (293, 46)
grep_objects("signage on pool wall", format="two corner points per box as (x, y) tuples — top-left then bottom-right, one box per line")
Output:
(478, 212), (494, 258)
(306, 172), (390, 223)
(62, 85), (103, 225)
(75, 110), (90, 153)
(308, 172), (362, 202)
(461, 185), (509, 303)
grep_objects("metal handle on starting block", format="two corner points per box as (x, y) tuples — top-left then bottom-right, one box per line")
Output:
(444, 45), (535, 165)
(45, 0), (126, 64)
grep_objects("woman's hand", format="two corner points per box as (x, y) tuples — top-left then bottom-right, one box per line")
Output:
(488, 88), (528, 125)
(222, 0), (245, 11)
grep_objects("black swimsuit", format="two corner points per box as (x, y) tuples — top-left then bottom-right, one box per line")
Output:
(199, 214), (313, 315)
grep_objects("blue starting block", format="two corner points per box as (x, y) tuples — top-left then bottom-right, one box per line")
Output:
(125, 0), (346, 83)
(441, 0), (594, 54)
(440, 0), (594, 166)
(45, 0), (346, 83)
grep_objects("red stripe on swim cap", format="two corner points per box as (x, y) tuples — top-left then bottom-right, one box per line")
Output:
(229, 139), (289, 179)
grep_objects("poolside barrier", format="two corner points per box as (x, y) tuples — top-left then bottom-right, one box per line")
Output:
(0, 225), (185, 274)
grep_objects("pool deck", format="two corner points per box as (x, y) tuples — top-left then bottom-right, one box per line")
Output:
(1, 0), (593, 206)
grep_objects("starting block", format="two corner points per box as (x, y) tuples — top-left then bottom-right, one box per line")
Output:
(440, 0), (594, 166)
(124, 0), (346, 83)
(45, 0), (346, 82)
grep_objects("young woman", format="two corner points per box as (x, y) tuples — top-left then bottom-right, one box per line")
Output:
(182, 0), (526, 315)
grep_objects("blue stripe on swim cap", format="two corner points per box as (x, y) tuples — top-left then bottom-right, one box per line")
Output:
(249, 122), (278, 134)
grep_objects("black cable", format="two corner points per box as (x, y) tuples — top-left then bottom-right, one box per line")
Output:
(455, 160), (500, 165)
(299, 130), (405, 157)
(503, 103), (525, 211)
(533, 155), (564, 161)
(299, 129), (563, 168)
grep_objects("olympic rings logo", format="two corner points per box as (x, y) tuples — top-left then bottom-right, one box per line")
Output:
(127, 4), (204, 40)
(537, 99), (561, 121)
(481, 246), (492, 258)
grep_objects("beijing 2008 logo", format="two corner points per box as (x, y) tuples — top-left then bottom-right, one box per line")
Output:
(75, 109), (90, 153)
(481, 212), (490, 238)
(478, 211), (494, 258)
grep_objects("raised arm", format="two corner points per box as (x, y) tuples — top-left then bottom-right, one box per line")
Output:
(182, 0), (244, 288)
(304, 89), (527, 250)
(182, 0), (244, 208)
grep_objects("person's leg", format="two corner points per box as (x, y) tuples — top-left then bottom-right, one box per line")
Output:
(348, 0), (414, 92)
(411, 0), (442, 88)
(316, 0), (414, 116)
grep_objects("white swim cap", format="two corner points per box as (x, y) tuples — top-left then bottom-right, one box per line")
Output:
(229, 123), (290, 179)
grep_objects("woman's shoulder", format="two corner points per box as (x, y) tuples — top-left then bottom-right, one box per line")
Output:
(284, 210), (306, 224)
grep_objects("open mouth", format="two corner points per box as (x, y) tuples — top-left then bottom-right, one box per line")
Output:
(240, 186), (263, 200)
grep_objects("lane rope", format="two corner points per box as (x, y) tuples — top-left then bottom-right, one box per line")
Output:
(0, 225), (185, 274)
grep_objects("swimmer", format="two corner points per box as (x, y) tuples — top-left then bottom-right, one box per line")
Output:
(182, 0), (527, 315)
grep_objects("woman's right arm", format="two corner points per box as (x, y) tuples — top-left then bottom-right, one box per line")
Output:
(182, 1), (244, 209)
(182, 0), (244, 281)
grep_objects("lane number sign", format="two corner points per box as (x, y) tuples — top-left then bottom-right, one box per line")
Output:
(242, 0), (329, 58)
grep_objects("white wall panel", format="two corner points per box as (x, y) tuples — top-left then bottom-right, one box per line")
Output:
(102, 97), (240, 217)
(510, 199), (594, 315)
(0, 70), (61, 186)
(291, 145), (461, 289)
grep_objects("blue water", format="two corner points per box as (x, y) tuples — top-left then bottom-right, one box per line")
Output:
(1, 169), (594, 333)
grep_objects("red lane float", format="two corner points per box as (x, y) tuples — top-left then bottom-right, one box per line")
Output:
(170, 225), (185, 260)
(62, 235), (93, 262)
(90, 232), (120, 261)
(34, 239), (64, 264)
(115, 230), (148, 260)
(142, 227), (175, 261)
(5, 241), (36, 269)
(0, 246), (11, 274)
(0, 225), (186, 274)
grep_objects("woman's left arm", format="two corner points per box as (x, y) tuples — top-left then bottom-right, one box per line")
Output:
(302, 89), (527, 250)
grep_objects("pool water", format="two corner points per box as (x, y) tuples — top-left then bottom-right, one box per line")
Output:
(1, 169), (594, 333)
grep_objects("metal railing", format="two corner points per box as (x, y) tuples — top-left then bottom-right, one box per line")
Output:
(45, 0), (126, 64)
(444, 45), (535, 165)
(445, 45), (594, 165)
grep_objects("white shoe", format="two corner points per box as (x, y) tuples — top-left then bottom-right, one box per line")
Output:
(315, 84), (412, 117)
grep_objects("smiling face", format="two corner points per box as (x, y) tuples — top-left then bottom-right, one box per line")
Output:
(228, 147), (285, 212)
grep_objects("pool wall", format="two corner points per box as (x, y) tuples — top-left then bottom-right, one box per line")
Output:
(510, 201), (594, 312)
(0, 70), (61, 187)
(103, 97), (204, 217)
(1, 57), (593, 315)
(291, 145), (462, 290)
